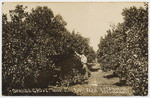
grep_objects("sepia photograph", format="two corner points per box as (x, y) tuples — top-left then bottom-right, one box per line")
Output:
(2, 1), (148, 96)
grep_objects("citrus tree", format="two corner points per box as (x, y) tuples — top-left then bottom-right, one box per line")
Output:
(2, 5), (96, 95)
(97, 4), (148, 95)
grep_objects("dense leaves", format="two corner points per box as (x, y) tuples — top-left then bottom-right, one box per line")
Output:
(2, 5), (96, 95)
(97, 5), (148, 96)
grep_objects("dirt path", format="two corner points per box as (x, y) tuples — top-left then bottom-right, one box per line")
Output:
(69, 63), (133, 96)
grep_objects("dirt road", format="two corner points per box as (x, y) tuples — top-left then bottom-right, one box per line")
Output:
(69, 63), (133, 96)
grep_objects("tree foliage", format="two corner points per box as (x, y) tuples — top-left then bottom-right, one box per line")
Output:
(97, 5), (148, 96)
(2, 5), (96, 95)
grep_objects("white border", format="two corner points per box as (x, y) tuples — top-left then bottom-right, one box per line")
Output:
(0, 0), (149, 98)
(0, 0), (149, 2)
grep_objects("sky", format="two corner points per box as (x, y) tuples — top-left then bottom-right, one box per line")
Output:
(2, 2), (145, 51)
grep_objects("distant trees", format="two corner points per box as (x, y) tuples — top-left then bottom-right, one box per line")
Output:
(97, 4), (148, 96)
(2, 5), (95, 95)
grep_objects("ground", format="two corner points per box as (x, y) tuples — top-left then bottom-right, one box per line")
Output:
(68, 63), (134, 96)
(9, 63), (134, 96)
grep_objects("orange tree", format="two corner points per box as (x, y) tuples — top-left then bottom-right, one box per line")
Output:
(97, 5), (148, 95)
(2, 5), (95, 95)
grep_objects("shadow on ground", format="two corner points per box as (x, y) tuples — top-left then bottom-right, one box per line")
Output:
(113, 80), (127, 86)
(103, 72), (119, 79)
(103, 72), (127, 86)
(89, 68), (100, 72)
